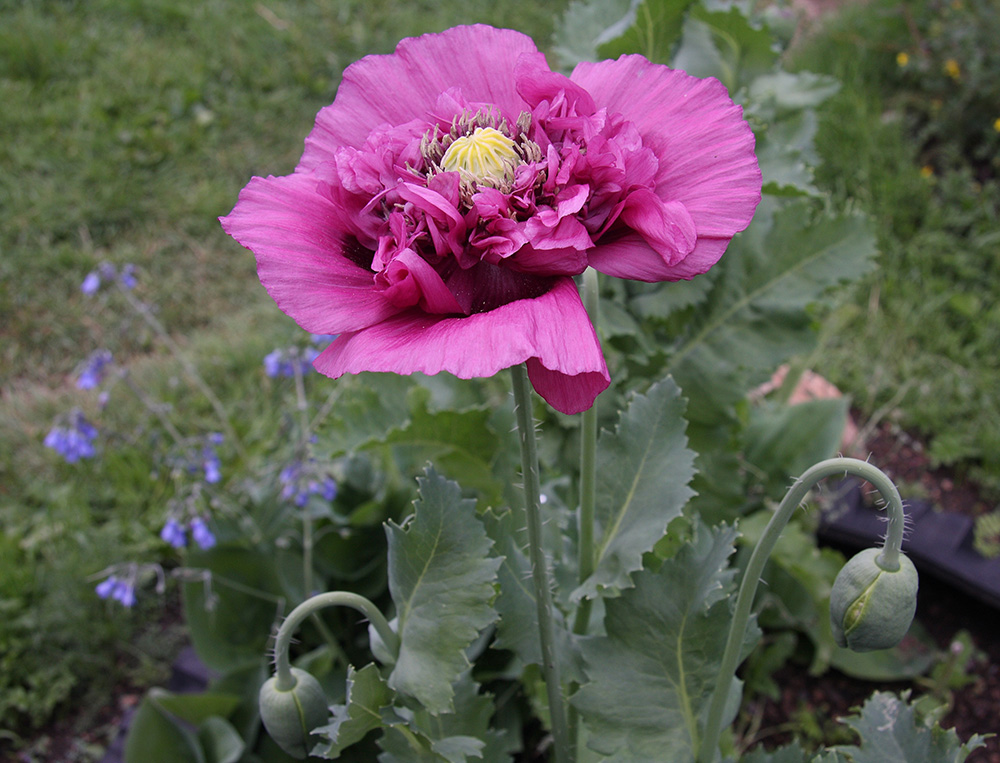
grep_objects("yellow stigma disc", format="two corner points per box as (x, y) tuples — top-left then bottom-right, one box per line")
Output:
(439, 127), (518, 187)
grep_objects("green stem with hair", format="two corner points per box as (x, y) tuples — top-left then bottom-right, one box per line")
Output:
(511, 364), (572, 763)
(696, 457), (907, 763)
(272, 591), (399, 692)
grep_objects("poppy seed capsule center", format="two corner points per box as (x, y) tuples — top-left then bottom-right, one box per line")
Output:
(439, 126), (519, 187)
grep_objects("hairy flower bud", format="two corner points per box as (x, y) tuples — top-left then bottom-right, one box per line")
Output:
(830, 547), (918, 652)
(259, 667), (329, 759)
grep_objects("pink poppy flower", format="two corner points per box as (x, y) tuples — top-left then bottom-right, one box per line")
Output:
(221, 25), (761, 414)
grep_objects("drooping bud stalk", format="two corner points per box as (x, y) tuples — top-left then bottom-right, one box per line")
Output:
(260, 591), (399, 758)
(697, 457), (917, 763)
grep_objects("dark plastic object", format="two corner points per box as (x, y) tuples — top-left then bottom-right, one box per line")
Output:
(819, 480), (1000, 610)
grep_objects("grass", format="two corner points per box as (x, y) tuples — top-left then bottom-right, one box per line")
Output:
(787, 0), (1000, 493)
(0, 0), (568, 744)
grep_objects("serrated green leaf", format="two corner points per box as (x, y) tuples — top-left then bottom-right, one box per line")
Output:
(833, 691), (988, 763)
(573, 376), (696, 601)
(745, 398), (849, 497)
(314, 664), (393, 759)
(574, 524), (757, 761)
(381, 387), (504, 504)
(486, 506), (582, 681)
(377, 673), (512, 763)
(744, 71), (839, 196)
(671, 5), (778, 93)
(386, 468), (502, 714)
(325, 373), (415, 455)
(748, 71), (841, 115)
(667, 198), (877, 428)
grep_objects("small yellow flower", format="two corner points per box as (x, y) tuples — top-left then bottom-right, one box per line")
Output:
(944, 59), (961, 79)
(920, 165), (934, 179)
(896, 52), (910, 67)
(993, 118), (1000, 133)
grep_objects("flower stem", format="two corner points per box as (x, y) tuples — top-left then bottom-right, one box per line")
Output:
(572, 268), (601, 636)
(568, 269), (600, 755)
(510, 364), (572, 763)
(696, 457), (907, 763)
(273, 591), (399, 691)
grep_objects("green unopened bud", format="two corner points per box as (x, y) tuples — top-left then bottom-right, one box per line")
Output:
(830, 547), (918, 652)
(259, 667), (328, 759)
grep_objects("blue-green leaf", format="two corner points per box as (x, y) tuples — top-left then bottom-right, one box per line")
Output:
(314, 664), (393, 758)
(182, 547), (284, 674)
(573, 376), (696, 601)
(486, 506), (581, 681)
(666, 198), (877, 427)
(386, 468), (502, 714)
(553, 0), (635, 68)
(124, 689), (206, 763)
(573, 524), (757, 761)
(378, 672), (512, 763)
(833, 691), (988, 763)
(198, 717), (245, 763)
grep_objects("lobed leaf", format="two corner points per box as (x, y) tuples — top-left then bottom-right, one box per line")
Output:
(378, 672), (512, 763)
(573, 376), (696, 601)
(386, 467), (501, 714)
(573, 524), (757, 761)
(313, 664), (393, 758)
(833, 691), (989, 763)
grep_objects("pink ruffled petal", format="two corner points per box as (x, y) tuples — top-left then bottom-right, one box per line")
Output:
(376, 248), (465, 315)
(220, 173), (400, 334)
(313, 277), (609, 414)
(586, 232), (731, 282)
(515, 52), (596, 116)
(572, 55), (761, 280)
(300, 26), (540, 169)
(619, 188), (697, 265)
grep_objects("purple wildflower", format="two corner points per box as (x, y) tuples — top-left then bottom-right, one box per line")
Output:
(95, 575), (137, 607)
(81, 271), (101, 295)
(279, 460), (338, 507)
(119, 263), (137, 290)
(190, 517), (216, 550)
(263, 347), (317, 378)
(160, 518), (187, 548)
(202, 443), (222, 484)
(45, 410), (98, 463)
(95, 576), (118, 599)
(76, 349), (114, 390)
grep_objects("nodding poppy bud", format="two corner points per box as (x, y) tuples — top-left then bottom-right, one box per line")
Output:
(830, 547), (918, 652)
(259, 667), (329, 759)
